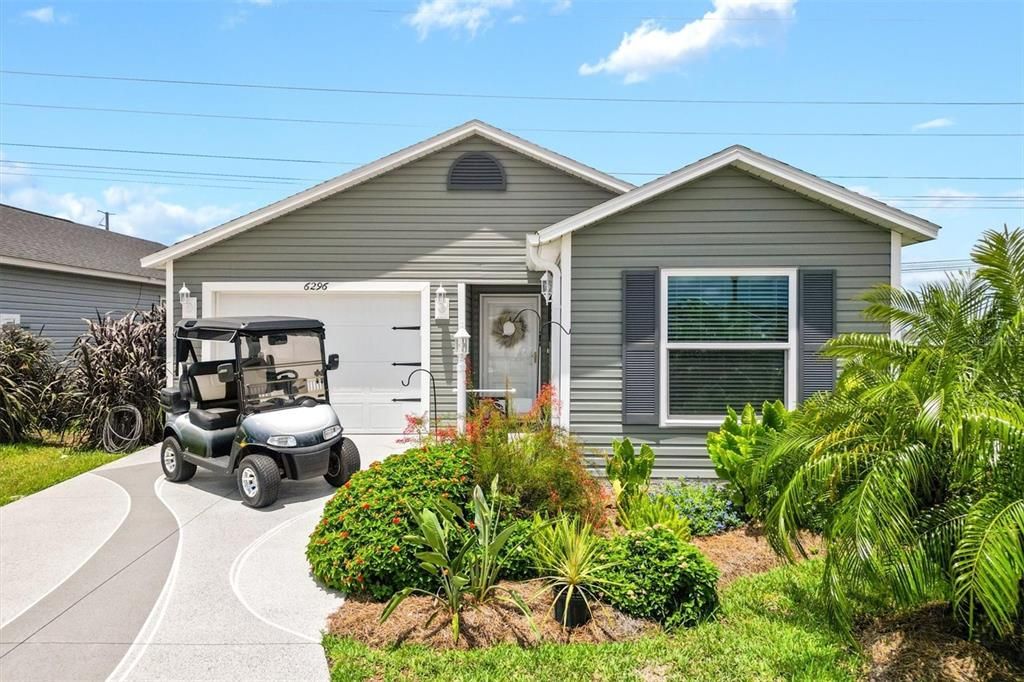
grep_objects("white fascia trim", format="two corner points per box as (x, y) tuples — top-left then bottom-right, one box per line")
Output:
(200, 280), (432, 421)
(658, 267), (798, 428)
(1, 255), (164, 286)
(535, 145), (941, 246)
(141, 120), (632, 269)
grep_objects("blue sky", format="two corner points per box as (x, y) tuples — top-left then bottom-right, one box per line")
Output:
(1, 0), (1021, 280)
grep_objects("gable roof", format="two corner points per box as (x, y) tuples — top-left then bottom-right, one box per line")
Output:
(141, 120), (634, 268)
(534, 145), (941, 246)
(0, 204), (165, 284)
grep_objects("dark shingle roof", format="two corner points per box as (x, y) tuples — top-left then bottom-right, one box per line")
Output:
(0, 204), (165, 281)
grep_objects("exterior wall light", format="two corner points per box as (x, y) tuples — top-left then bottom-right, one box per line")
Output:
(540, 271), (553, 304)
(454, 327), (470, 358)
(434, 284), (450, 321)
(178, 283), (197, 319)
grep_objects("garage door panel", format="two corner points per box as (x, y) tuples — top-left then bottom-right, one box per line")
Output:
(212, 288), (423, 434)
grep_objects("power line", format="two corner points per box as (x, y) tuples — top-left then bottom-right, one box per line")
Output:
(3, 142), (1022, 183)
(0, 142), (358, 165)
(3, 101), (1021, 138)
(0, 170), (265, 191)
(0, 160), (303, 185)
(2, 70), (1021, 107)
(0, 159), (317, 182)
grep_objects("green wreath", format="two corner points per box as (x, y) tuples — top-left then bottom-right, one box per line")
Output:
(491, 310), (527, 348)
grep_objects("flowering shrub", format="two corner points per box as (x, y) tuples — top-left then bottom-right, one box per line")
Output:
(468, 386), (605, 522)
(306, 442), (474, 599)
(598, 527), (719, 628)
(659, 480), (745, 537)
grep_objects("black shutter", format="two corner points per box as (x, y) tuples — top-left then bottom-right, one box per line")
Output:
(622, 269), (659, 424)
(798, 269), (837, 402)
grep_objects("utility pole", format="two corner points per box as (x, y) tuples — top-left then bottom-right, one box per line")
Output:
(97, 210), (115, 230)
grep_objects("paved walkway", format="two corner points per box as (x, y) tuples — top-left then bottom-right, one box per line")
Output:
(0, 445), (345, 681)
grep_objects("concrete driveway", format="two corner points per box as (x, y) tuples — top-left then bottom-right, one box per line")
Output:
(0, 445), (345, 681)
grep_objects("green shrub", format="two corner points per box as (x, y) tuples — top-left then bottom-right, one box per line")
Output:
(618, 493), (691, 541)
(706, 400), (788, 518)
(604, 437), (654, 508)
(599, 527), (719, 628)
(499, 516), (542, 581)
(307, 442), (474, 599)
(469, 400), (603, 523)
(0, 326), (57, 443)
(660, 480), (745, 536)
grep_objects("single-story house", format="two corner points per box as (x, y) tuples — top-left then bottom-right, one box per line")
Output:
(141, 120), (939, 477)
(0, 203), (165, 356)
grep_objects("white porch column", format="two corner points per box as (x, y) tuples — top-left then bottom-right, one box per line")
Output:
(558, 234), (571, 428)
(456, 282), (468, 433)
(890, 230), (902, 339)
(165, 260), (174, 388)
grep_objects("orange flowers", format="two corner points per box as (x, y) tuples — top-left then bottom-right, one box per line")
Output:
(361, 502), (370, 510)
(391, 544), (400, 552)
(340, 530), (349, 539)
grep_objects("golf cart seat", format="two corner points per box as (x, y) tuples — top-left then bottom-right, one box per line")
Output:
(183, 361), (240, 430)
(189, 406), (239, 430)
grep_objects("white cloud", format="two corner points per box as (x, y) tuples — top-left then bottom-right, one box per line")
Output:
(245, 0), (273, 4)
(580, 0), (796, 83)
(22, 6), (68, 23)
(508, 13), (525, 24)
(406, 0), (517, 38)
(548, 0), (572, 14)
(912, 117), (954, 131)
(0, 182), (238, 244)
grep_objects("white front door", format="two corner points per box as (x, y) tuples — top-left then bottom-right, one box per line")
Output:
(479, 294), (540, 413)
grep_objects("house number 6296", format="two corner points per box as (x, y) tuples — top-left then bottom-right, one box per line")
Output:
(304, 281), (328, 291)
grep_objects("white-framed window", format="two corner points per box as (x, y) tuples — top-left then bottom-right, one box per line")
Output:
(659, 268), (797, 427)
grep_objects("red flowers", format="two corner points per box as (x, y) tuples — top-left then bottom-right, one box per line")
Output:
(361, 503), (370, 510)
(468, 521), (476, 530)
(340, 530), (349, 539)
(392, 516), (402, 525)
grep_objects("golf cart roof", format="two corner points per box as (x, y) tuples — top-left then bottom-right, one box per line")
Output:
(176, 317), (325, 333)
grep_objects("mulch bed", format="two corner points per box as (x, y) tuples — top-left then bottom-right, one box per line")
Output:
(690, 525), (823, 586)
(858, 604), (1024, 681)
(327, 580), (656, 650)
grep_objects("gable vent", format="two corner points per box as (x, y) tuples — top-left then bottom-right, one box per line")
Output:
(447, 152), (507, 191)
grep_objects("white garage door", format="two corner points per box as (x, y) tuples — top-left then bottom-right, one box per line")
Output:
(212, 288), (424, 437)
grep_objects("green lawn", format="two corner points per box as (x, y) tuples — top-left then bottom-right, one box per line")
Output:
(323, 560), (868, 682)
(0, 443), (122, 505)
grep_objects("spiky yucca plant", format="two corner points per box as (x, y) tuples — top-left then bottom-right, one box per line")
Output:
(63, 305), (166, 449)
(761, 227), (1024, 639)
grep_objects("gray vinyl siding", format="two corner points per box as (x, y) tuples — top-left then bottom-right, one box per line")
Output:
(172, 136), (616, 418)
(569, 167), (892, 480)
(0, 264), (163, 357)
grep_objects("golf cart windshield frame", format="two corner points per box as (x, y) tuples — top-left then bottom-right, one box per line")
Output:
(175, 323), (332, 414)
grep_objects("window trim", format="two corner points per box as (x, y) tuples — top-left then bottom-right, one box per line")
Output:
(659, 267), (798, 427)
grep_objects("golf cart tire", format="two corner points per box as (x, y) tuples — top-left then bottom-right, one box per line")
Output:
(161, 436), (196, 483)
(237, 454), (280, 508)
(324, 438), (361, 487)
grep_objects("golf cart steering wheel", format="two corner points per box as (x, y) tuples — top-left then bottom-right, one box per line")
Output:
(273, 369), (299, 397)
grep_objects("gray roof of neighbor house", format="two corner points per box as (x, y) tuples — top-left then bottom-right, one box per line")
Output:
(0, 203), (165, 284)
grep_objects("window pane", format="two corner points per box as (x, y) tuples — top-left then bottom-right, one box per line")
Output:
(667, 276), (789, 342)
(668, 349), (785, 417)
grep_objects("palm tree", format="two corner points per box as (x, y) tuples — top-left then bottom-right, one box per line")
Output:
(759, 227), (1024, 638)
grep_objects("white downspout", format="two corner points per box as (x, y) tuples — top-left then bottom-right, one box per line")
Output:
(456, 282), (467, 434)
(526, 234), (563, 428)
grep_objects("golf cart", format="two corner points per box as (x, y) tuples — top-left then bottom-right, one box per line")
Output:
(158, 316), (360, 508)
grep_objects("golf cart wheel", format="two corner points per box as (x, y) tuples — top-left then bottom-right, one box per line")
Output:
(236, 454), (280, 508)
(324, 438), (361, 487)
(161, 437), (196, 483)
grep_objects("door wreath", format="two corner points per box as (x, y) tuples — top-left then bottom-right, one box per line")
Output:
(491, 310), (527, 348)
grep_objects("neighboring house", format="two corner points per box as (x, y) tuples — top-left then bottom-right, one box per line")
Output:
(141, 120), (939, 476)
(0, 204), (165, 356)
